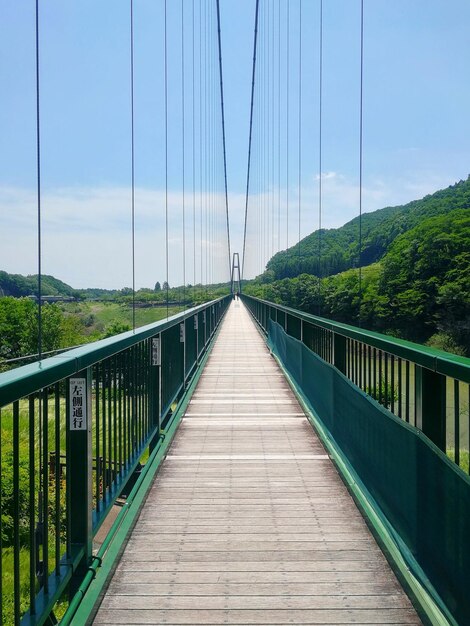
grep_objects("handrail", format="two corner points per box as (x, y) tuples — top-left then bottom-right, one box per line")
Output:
(0, 298), (225, 408)
(242, 294), (470, 383)
(0, 295), (231, 625)
(248, 294), (470, 626)
(242, 293), (470, 466)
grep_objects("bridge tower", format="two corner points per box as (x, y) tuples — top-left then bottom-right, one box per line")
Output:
(231, 252), (241, 295)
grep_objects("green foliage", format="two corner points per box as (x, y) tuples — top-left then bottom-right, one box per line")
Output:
(378, 209), (470, 346)
(0, 282), (232, 367)
(245, 208), (470, 355)
(426, 333), (466, 357)
(1, 449), (30, 546)
(2, 547), (32, 623)
(0, 298), (64, 361)
(447, 449), (470, 474)
(0, 271), (79, 298)
(266, 176), (470, 281)
(365, 380), (399, 408)
(103, 320), (132, 338)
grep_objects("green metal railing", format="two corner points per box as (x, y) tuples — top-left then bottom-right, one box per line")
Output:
(0, 296), (230, 626)
(242, 294), (470, 471)
(243, 294), (470, 626)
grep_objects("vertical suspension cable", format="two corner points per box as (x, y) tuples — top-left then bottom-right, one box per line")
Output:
(192, 0), (196, 303)
(268, 0), (272, 267)
(286, 0), (290, 252)
(261, 3), (266, 276)
(242, 0), (260, 278)
(264, 1), (268, 266)
(164, 0), (169, 318)
(199, 0), (203, 300)
(204, 0), (209, 297)
(271, 0), (275, 260)
(35, 0), (44, 526)
(215, 0), (232, 282)
(130, 0), (136, 330)
(181, 0), (186, 309)
(35, 0), (42, 359)
(297, 0), (302, 273)
(277, 0), (281, 253)
(358, 0), (364, 323)
(205, 0), (210, 294)
(317, 0), (323, 314)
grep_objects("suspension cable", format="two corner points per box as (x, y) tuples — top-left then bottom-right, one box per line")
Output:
(192, 0), (196, 303)
(215, 0), (232, 282)
(297, 0), (302, 273)
(271, 0), (275, 260)
(204, 0), (209, 296)
(358, 0), (364, 323)
(318, 0), (323, 314)
(241, 0), (260, 279)
(130, 0), (136, 330)
(35, 0), (44, 519)
(181, 0), (186, 308)
(35, 0), (42, 359)
(286, 0), (290, 251)
(277, 0), (281, 253)
(164, 0), (169, 318)
(199, 0), (203, 300)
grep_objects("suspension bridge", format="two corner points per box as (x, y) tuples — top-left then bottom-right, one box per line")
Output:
(1, 2), (469, 626)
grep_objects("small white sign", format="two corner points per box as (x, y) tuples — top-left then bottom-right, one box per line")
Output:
(179, 322), (185, 343)
(194, 316), (198, 330)
(69, 378), (87, 431)
(151, 337), (161, 366)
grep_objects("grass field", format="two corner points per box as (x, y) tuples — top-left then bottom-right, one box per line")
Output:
(60, 301), (184, 343)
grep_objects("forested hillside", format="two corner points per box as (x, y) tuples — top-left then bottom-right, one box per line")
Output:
(266, 176), (470, 280)
(0, 271), (79, 298)
(0, 275), (229, 367)
(246, 206), (470, 355)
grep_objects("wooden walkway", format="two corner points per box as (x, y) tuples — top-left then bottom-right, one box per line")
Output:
(93, 301), (421, 625)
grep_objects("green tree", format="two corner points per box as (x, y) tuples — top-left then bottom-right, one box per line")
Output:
(103, 321), (131, 338)
(0, 298), (69, 363)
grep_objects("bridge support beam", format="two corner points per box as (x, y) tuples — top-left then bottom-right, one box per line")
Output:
(415, 366), (446, 452)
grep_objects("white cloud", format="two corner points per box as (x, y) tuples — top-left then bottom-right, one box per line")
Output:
(240, 170), (463, 278)
(0, 185), (232, 289)
(0, 171), (460, 286)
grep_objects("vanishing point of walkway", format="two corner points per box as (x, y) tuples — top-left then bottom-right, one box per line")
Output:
(93, 302), (421, 625)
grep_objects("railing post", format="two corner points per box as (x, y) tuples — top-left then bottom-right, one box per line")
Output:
(333, 333), (347, 375)
(415, 366), (446, 452)
(194, 314), (199, 363)
(67, 368), (93, 596)
(149, 335), (161, 452)
(180, 321), (186, 386)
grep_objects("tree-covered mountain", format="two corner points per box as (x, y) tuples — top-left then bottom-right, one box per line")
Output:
(0, 271), (79, 298)
(246, 197), (470, 355)
(266, 176), (470, 280)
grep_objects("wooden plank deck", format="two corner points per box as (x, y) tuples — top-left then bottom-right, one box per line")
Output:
(92, 301), (422, 625)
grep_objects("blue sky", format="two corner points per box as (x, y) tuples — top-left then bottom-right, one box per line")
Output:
(1, 1), (470, 287)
